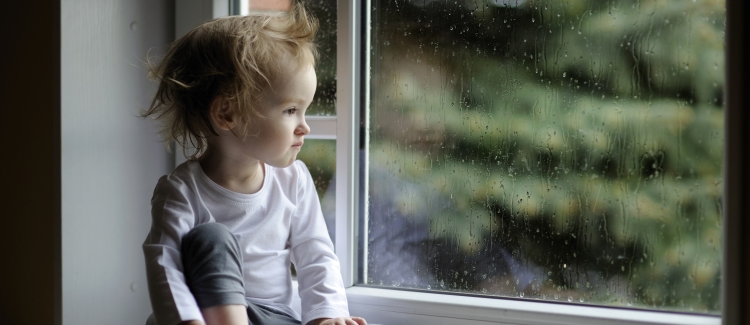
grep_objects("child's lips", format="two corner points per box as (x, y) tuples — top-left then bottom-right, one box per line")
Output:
(292, 141), (304, 148)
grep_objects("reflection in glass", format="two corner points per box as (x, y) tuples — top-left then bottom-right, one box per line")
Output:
(367, 0), (724, 313)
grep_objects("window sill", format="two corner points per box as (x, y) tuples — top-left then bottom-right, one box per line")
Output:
(345, 286), (720, 325)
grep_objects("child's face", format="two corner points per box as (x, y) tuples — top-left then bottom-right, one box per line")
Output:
(241, 60), (316, 168)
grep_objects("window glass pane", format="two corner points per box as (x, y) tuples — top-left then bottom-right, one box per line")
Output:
(366, 0), (724, 313)
(296, 139), (337, 244)
(239, 0), (337, 115)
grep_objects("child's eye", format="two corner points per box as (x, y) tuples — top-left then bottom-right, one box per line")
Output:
(283, 107), (298, 115)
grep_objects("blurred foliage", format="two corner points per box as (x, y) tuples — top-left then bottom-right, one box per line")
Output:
(304, 0), (337, 115)
(297, 139), (336, 198)
(368, 0), (724, 313)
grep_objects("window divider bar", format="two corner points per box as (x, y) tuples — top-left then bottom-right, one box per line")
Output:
(306, 116), (337, 140)
(361, 0), (372, 286)
(335, 0), (362, 288)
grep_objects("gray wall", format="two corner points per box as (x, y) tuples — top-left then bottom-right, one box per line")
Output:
(61, 0), (174, 324)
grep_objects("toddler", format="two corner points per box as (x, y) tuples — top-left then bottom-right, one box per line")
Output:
(141, 4), (367, 325)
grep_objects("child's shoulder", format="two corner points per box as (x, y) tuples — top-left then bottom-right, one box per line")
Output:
(152, 160), (199, 196)
(163, 160), (197, 183)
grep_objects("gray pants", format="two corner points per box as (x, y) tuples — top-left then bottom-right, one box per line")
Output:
(181, 223), (301, 325)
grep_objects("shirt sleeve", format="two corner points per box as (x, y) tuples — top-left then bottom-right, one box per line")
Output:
(142, 175), (205, 325)
(289, 161), (350, 325)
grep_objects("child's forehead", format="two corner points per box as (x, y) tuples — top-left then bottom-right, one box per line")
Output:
(259, 62), (317, 105)
(269, 56), (316, 83)
(277, 63), (316, 86)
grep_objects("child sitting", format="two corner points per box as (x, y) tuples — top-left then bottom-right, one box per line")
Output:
(141, 4), (367, 325)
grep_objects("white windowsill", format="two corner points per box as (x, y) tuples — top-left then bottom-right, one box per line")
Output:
(345, 286), (720, 325)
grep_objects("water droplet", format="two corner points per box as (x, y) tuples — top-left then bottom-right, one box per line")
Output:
(519, 292), (524, 298)
(567, 296), (573, 302)
(129, 21), (138, 31)
(563, 72), (566, 78)
(130, 282), (138, 292)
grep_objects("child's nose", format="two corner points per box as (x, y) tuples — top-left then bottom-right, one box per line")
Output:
(296, 118), (310, 135)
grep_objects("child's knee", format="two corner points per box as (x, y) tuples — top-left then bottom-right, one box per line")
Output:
(181, 223), (247, 309)
(182, 222), (239, 254)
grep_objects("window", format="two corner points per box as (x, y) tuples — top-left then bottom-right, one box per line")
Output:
(347, 0), (726, 324)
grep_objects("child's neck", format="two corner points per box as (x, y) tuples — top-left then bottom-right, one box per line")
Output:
(198, 147), (265, 195)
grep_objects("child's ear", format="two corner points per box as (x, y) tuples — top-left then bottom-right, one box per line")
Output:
(209, 96), (235, 131)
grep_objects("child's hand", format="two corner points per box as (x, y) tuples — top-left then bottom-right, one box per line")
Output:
(311, 316), (367, 325)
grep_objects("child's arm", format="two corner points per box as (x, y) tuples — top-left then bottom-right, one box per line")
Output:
(143, 175), (207, 325)
(289, 161), (357, 325)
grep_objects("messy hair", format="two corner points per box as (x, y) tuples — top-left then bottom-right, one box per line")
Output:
(142, 3), (318, 159)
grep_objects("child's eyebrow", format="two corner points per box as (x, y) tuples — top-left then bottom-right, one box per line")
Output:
(281, 98), (311, 106)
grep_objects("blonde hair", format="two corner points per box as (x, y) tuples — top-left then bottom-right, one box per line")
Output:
(142, 4), (318, 159)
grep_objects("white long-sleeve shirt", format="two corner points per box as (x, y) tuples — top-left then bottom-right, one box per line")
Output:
(143, 160), (349, 325)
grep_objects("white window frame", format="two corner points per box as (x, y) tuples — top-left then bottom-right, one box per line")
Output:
(184, 0), (743, 324)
